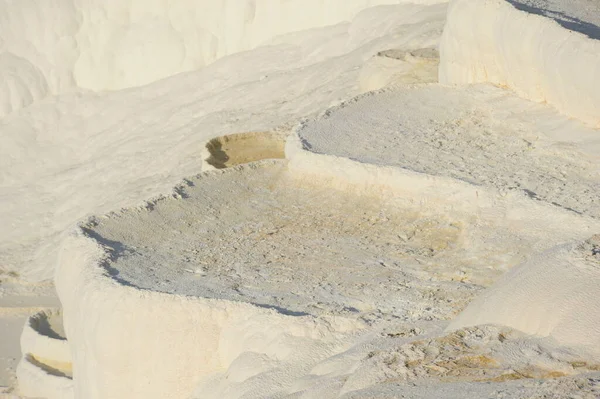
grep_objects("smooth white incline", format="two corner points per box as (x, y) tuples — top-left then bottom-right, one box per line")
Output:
(439, 0), (600, 127)
(449, 236), (600, 359)
(0, 0), (445, 98)
(0, 54), (48, 119)
(0, 3), (448, 282)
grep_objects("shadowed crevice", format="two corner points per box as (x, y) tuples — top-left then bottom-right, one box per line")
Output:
(506, 0), (600, 40)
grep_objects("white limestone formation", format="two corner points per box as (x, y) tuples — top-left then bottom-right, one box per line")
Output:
(51, 130), (599, 397)
(1, 0), (599, 397)
(439, 0), (600, 127)
(449, 236), (600, 359)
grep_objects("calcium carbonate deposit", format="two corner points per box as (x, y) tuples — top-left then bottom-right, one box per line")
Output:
(1, 0), (600, 398)
(440, 0), (600, 126)
(298, 84), (600, 218)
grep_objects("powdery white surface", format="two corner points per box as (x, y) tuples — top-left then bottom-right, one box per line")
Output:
(358, 48), (440, 92)
(0, 0), (445, 97)
(287, 83), (600, 386)
(56, 82), (600, 399)
(195, 321), (600, 398)
(0, 3), (448, 282)
(89, 156), (599, 313)
(298, 84), (600, 218)
(340, 377), (600, 399)
(87, 161), (475, 321)
(3, 0), (600, 397)
(92, 154), (591, 316)
(449, 236), (600, 359)
(0, 54), (48, 119)
(58, 144), (600, 398)
(439, 0), (600, 127)
(16, 356), (73, 399)
(1, 4), (448, 395)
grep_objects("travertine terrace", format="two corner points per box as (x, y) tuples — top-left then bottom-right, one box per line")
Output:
(1, 0), (600, 398)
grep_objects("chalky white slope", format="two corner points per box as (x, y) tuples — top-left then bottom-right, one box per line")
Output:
(2, 0), (600, 398)
(449, 236), (600, 358)
(0, 0), (445, 101)
(0, 2), (448, 282)
(57, 98), (600, 398)
(59, 39), (600, 399)
(58, 150), (600, 398)
(1, 2), (449, 395)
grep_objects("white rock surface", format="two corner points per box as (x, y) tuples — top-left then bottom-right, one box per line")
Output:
(56, 140), (600, 397)
(14, 309), (73, 398)
(0, 0), (445, 95)
(358, 48), (440, 92)
(439, 0), (600, 127)
(56, 231), (360, 399)
(449, 236), (600, 359)
(89, 161), (474, 318)
(16, 356), (73, 399)
(297, 84), (600, 218)
(2, 0), (600, 397)
(0, 54), (48, 118)
(0, 2), (448, 282)
(19, 309), (70, 366)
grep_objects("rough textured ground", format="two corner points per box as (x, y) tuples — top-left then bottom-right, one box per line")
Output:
(342, 325), (600, 390)
(88, 156), (594, 325)
(0, 4), (452, 395)
(84, 131), (600, 397)
(196, 321), (600, 398)
(87, 161), (477, 322)
(299, 84), (600, 219)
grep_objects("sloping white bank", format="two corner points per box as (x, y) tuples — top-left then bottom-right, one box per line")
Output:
(0, 0), (445, 97)
(449, 236), (600, 359)
(439, 0), (600, 127)
(0, 54), (48, 118)
(0, 3), (448, 282)
(285, 83), (600, 363)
